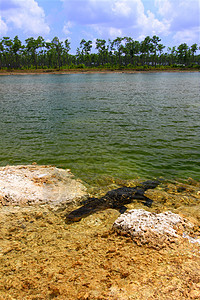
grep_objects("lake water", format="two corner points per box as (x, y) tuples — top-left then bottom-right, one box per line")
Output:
(0, 72), (199, 184)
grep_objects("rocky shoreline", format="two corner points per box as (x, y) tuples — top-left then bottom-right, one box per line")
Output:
(113, 209), (200, 249)
(0, 165), (200, 299)
(0, 165), (88, 209)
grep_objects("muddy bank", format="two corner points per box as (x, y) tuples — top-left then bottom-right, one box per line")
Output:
(0, 170), (200, 299)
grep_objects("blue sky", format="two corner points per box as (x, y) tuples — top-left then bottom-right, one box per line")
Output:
(0, 0), (199, 53)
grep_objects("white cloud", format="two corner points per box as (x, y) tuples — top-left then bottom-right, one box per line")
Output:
(173, 28), (200, 45)
(155, 0), (200, 28)
(155, 0), (200, 44)
(112, 0), (132, 17)
(137, 9), (170, 36)
(0, 17), (8, 35)
(61, 0), (170, 39)
(63, 21), (73, 35)
(1, 0), (50, 36)
(109, 27), (123, 37)
(1, 0), (198, 48)
(155, 0), (172, 17)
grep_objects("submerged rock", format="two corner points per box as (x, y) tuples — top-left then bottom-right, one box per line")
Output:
(113, 209), (199, 248)
(0, 165), (88, 209)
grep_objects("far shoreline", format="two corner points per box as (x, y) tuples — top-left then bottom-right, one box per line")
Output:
(0, 68), (199, 76)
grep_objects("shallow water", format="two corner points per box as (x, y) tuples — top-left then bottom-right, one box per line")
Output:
(0, 178), (200, 299)
(0, 72), (199, 183)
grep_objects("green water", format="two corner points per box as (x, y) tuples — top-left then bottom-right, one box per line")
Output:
(0, 72), (199, 183)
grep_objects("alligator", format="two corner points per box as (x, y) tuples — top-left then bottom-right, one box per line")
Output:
(65, 180), (160, 222)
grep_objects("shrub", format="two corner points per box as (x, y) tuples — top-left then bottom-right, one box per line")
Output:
(76, 64), (86, 69)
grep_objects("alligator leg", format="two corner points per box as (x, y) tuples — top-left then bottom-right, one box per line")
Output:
(142, 196), (153, 207)
(131, 187), (155, 207)
(117, 205), (128, 214)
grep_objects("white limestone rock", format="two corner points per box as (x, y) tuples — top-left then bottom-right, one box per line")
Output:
(0, 165), (88, 209)
(113, 209), (197, 248)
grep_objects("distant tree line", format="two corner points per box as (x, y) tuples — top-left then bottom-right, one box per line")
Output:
(0, 35), (199, 70)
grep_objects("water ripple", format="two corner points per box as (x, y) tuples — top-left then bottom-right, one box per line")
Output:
(0, 73), (199, 182)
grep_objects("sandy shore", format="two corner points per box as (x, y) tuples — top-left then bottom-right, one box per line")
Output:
(0, 68), (199, 75)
